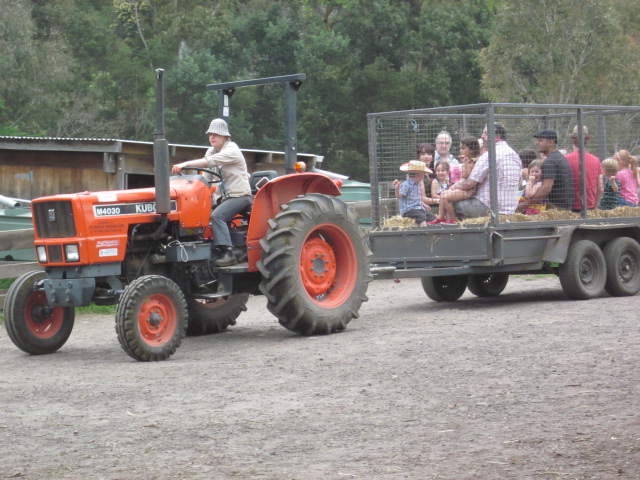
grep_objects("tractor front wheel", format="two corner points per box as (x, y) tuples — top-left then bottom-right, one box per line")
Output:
(258, 194), (372, 335)
(4, 271), (75, 355)
(115, 275), (187, 361)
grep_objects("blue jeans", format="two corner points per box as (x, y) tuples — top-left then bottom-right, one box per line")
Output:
(618, 197), (638, 207)
(211, 195), (253, 247)
(454, 197), (489, 219)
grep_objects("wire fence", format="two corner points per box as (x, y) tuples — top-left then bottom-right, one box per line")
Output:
(367, 103), (640, 228)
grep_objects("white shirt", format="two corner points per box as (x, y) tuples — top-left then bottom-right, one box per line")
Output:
(470, 140), (522, 214)
(204, 139), (251, 197)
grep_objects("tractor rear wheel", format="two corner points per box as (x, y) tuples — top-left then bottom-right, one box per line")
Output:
(4, 270), (75, 355)
(258, 194), (372, 335)
(186, 293), (249, 335)
(115, 275), (187, 361)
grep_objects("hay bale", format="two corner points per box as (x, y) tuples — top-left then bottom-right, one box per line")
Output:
(381, 215), (417, 229)
(377, 206), (640, 230)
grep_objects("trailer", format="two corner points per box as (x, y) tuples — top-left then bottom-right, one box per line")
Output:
(366, 103), (640, 301)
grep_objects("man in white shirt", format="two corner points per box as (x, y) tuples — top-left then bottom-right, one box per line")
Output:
(172, 118), (253, 266)
(450, 123), (522, 218)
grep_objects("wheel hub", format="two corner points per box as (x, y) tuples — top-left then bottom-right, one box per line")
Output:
(300, 236), (337, 296)
(580, 257), (596, 283)
(30, 305), (54, 324)
(138, 296), (174, 342)
(26, 291), (64, 338)
(148, 311), (163, 327)
(619, 252), (635, 282)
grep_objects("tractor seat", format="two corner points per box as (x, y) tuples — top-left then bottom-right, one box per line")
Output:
(249, 170), (278, 195)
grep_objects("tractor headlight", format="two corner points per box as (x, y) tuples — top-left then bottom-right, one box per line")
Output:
(36, 246), (47, 263)
(65, 244), (80, 262)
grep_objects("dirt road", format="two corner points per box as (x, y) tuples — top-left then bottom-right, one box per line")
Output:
(1, 275), (638, 480)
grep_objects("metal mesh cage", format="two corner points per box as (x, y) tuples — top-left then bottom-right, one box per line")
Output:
(367, 103), (640, 228)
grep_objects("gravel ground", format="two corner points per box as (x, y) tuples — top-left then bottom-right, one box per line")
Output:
(1, 275), (638, 480)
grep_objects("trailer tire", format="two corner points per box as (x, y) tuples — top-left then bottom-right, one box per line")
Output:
(258, 194), (372, 335)
(467, 273), (509, 297)
(3, 271), (75, 355)
(559, 240), (606, 300)
(186, 293), (249, 335)
(115, 275), (187, 361)
(602, 237), (640, 297)
(421, 275), (468, 302)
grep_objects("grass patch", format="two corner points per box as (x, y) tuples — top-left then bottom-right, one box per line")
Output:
(77, 304), (116, 315)
(0, 303), (116, 325)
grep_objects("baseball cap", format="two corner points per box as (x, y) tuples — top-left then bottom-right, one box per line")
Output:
(533, 129), (558, 142)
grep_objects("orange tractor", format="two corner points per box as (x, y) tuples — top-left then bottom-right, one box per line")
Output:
(3, 71), (372, 361)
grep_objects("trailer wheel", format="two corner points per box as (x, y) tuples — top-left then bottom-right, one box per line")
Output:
(115, 275), (187, 361)
(3, 271), (75, 355)
(602, 237), (640, 297)
(258, 194), (372, 335)
(421, 275), (468, 302)
(467, 273), (509, 297)
(186, 293), (249, 335)
(559, 240), (606, 300)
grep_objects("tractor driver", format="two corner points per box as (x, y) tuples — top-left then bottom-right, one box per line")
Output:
(172, 118), (252, 267)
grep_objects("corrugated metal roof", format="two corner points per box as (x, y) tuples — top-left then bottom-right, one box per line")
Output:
(0, 136), (322, 159)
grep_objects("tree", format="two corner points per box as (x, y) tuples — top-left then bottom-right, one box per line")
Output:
(479, 0), (640, 105)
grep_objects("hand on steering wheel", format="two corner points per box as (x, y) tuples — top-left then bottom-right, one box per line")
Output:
(177, 166), (223, 184)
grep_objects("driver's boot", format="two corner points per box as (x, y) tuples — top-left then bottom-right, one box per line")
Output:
(214, 246), (237, 267)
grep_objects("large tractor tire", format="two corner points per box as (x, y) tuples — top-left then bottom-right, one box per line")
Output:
(115, 275), (187, 361)
(559, 240), (606, 300)
(186, 293), (249, 336)
(3, 271), (75, 355)
(257, 194), (372, 335)
(421, 275), (468, 302)
(467, 273), (509, 298)
(602, 237), (640, 297)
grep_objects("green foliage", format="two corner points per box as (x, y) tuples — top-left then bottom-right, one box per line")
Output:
(1, 0), (637, 182)
(479, 0), (640, 105)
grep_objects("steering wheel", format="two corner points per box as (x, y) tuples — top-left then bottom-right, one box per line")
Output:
(178, 167), (223, 184)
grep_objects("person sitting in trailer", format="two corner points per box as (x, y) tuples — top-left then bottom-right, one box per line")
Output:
(518, 129), (574, 211)
(443, 123), (521, 221)
(564, 126), (604, 212)
(393, 160), (437, 226)
(428, 136), (482, 224)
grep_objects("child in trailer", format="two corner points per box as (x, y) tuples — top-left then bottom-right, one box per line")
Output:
(598, 158), (621, 210)
(428, 136), (481, 224)
(393, 160), (437, 226)
(519, 160), (547, 215)
(430, 161), (451, 202)
(614, 150), (639, 207)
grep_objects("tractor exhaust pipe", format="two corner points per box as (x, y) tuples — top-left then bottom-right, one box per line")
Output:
(153, 68), (171, 216)
(150, 69), (170, 239)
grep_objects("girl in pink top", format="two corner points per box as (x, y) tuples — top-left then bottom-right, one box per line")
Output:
(615, 150), (639, 207)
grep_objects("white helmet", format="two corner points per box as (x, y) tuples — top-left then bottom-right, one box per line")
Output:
(205, 118), (230, 136)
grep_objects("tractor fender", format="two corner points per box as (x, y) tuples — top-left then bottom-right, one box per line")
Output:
(245, 172), (343, 269)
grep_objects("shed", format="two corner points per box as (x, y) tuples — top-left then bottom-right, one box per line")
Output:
(0, 136), (322, 201)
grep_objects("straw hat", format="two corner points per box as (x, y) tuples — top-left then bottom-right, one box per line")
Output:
(571, 125), (592, 139)
(205, 118), (230, 136)
(399, 160), (432, 174)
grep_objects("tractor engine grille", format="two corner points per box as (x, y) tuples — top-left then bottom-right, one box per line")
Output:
(33, 200), (77, 238)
